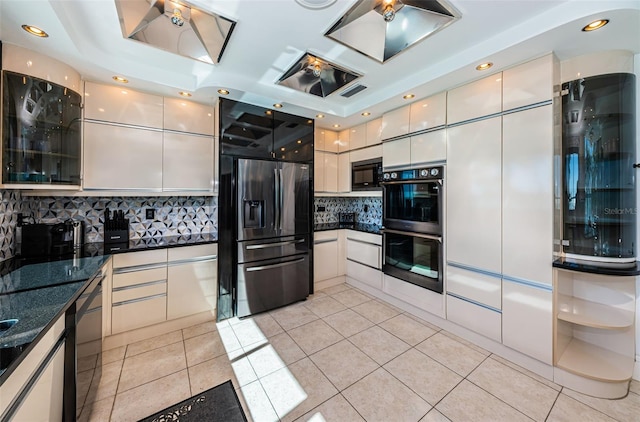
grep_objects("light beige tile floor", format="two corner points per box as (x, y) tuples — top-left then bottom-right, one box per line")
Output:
(77, 283), (640, 422)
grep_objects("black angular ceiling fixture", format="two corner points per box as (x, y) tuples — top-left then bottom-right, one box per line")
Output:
(277, 52), (361, 98)
(114, 0), (236, 64)
(325, 0), (460, 63)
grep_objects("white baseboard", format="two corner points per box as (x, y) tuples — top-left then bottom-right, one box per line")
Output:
(314, 275), (346, 292)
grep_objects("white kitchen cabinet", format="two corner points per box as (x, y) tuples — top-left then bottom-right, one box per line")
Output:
(337, 129), (351, 152)
(447, 265), (501, 310)
(349, 124), (367, 150)
(447, 74), (502, 124)
(382, 138), (411, 169)
(83, 121), (163, 191)
(338, 152), (350, 192)
(349, 145), (382, 163)
(314, 230), (340, 282)
(502, 105), (553, 286)
(164, 97), (215, 135)
(447, 294), (502, 342)
(167, 244), (218, 320)
(324, 153), (338, 192)
(346, 230), (381, 269)
(366, 118), (383, 146)
(324, 130), (339, 152)
(381, 105), (410, 140)
(84, 81), (163, 128)
(314, 150), (325, 192)
(409, 91), (447, 133)
(502, 280), (553, 364)
(162, 132), (214, 192)
(502, 54), (556, 110)
(446, 117), (501, 273)
(410, 129), (446, 166)
(314, 128), (326, 151)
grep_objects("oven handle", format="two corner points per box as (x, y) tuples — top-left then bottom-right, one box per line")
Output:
(380, 228), (442, 242)
(380, 179), (443, 186)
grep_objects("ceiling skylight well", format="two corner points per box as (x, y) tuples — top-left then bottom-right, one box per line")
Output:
(325, 0), (460, 63)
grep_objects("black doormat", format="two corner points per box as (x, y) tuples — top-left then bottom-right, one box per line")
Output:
(138, 380), (247, 422)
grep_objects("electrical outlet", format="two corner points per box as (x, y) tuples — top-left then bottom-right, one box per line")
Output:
(145, 208), (156, 220)
(364, 205), (369, 213)
(317, 206), (326, 212)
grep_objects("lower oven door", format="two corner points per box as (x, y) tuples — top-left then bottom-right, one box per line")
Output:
(382, 229), (443, 293)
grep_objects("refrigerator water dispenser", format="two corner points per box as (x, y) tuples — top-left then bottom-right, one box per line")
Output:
(244, 200), (264, 228)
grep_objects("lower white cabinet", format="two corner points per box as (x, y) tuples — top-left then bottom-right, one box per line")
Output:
(345, 231), (381, 269)
(163, 132), (213, 192)
(167, 244), (218, 320)
(446, 294), (502, 342)
(502, 279), (552, 364)
(83, 121), (163, 191)
(314, 230), (341, 282)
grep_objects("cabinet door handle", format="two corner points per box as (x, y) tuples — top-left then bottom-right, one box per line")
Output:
(113, 262), (166, 274)
(112, 293), (166, 307)
(314, 238), (337, 245)
(246, 239), (304, 250)
(112, 279), (166, 292)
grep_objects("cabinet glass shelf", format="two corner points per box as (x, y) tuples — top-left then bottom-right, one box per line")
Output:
(556, 293), (634, 329)
(556, 337), (634, 382)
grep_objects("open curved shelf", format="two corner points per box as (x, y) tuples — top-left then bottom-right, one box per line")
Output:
(556, 294), (634, 329)
(556, 338), (634, 382)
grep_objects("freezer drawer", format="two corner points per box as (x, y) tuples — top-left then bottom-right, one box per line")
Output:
(237, 254), (310, 317)
(237, 235), (309, 263)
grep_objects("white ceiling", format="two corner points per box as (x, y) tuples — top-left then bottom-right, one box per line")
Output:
(1, 0), (639, 129)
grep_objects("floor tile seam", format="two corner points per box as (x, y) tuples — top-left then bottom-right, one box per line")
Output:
(557, 387), (627, 422)
(181, 326), (218, 341)
(81, 358), (124, 409)
(378, 357), (446, 411)
(374, 318), (439, 347)
(307, 347), (381, 393)
(407, 345), (468, 380)
(253, 377), (287, 422)
(115, 365), (187, 396)
(307, 306), (347, 319)
(486, 353), (561, 393)
(320, 316), (374, 338)
(124, 334), (185, 359)
(366, 320), (414, 349)
(182, 338), (195, 397)
(343, 335), (407, 367)
(542, 390), (562, 422)
(350, 306), (398, 325)
(284, 318), (346, 346)
(462, 376), (543, 422)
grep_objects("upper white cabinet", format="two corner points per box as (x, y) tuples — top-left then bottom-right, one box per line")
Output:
(83, 122), (163, 190)
(349, 124), (367, 150)
(325, 153), (339, 192)
(503, 54), (556, 110)
(163, 132), (214, 191)
(338, 129), (351, 152)
(446, 117), (502, 273)
(382, 138), (411, 169)
(410, 130), (446, 166)
(314, 150), (325, 192)
(164, 97), (215, 135)
(366, 118), (383, 146)
(84, 81), (163, 128)
(338, 152), (350, 192)
(381, 104), (410, 140)
(324, 130), (339, 152)
(409, 92), (447, 133)
(447, 74), (502, 124)
(314, 128), (326, 151)
(350, 145), (382, 163)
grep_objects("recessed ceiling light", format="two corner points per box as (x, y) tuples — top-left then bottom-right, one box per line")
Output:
(112, 76), (129, 83)
(316, 114), (325, 119)
(273, 103), (283, 108)
(403, 94), (415, 100)
(217, 89), (230, 95)
(22, 25), (48, 38)
(333, 124), (340, 128)
(475, 62), (493, 71)
(297, 140), (302, 144)
(295, 0), (337, 9)
(582, 19), (609, 32)
(361, 112), (371, 116)
(179, 91), (192, 97)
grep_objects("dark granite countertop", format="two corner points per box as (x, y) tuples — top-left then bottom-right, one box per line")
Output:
(314, 222), (382, 235)
(0, 233), (217, 382)
(553, 258), (640, 276)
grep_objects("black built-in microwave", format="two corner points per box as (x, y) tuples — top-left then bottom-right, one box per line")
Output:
(351, 158), (382, 191)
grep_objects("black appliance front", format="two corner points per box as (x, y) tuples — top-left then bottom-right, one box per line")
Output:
(351, 158), (382, 191)
(382, 167), (443, 234)
(383, 229), (443, 294)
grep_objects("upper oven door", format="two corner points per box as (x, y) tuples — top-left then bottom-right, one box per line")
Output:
(382, 179), (442, 234)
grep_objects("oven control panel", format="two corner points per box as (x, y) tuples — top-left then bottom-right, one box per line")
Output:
(382, 166), (443, 181)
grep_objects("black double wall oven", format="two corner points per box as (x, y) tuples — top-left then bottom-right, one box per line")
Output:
(381, 167), (444, 294)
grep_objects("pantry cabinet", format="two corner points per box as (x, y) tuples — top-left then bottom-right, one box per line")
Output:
(381, 105), (410, 140)
(410, 130), (446, 166)
(502, 54), (555, 110)
(409, 91), (447, 133)
(382, 138), (411, 169)
(447, 74), (502, 124)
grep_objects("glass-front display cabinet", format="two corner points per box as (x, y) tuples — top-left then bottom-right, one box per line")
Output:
(561, 73), (636, 267)
(1, 71), (81, 186)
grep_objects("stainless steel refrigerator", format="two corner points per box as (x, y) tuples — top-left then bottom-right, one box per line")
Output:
(235, 158), (311, 317)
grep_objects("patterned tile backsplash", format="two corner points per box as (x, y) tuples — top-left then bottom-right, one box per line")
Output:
(0, 190), (21, 260)
(21, 196), (218, 243)
(314, 196), (382, 225)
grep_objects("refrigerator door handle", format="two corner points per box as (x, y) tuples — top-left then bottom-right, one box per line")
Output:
(279, 168), (284, 231)
(246, 257), (305, 272)
(274, 168), (280, 231)
(245, 239), (305, 250)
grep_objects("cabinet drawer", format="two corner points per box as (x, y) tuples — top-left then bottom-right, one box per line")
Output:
(113, 249), (167, 269)
(111, 296), (167, 334)
(446, 265), (501, 310)
(346, 239), (380, 269)
(447, 294), (501, 342)
(112, 280), (166, 303)
(346, 260), (382, 289)
(113, 267), (167, 289)
(314, 230), (339, 242)
(345, 230), (381, 246)
(167, 244), (218, 262)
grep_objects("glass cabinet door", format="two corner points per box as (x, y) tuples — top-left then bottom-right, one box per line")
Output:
(562, 73), (636, 261)
(219, 98), (274, 159)
(2, 71), (81, 185)
(273, 110), (313, 162)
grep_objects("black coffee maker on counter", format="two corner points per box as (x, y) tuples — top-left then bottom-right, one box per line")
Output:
(16, 216), (84, 258)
